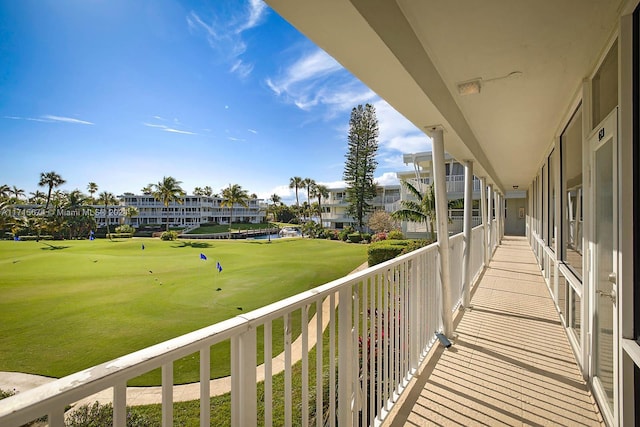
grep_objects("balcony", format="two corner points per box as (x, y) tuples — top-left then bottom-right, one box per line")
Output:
(0, 227), (603, 426)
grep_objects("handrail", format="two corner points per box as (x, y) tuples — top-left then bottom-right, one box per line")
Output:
(0, 229), (488, 427)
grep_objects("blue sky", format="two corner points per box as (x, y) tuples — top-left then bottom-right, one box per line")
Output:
(0, 0), (431, 203)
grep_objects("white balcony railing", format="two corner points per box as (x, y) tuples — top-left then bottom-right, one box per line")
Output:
(0, 226), (488, 427)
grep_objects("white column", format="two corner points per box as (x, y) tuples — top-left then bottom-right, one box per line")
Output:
(480, 178), (488, 266)
(462, 161), (473, 308)
(487, 184), (494, 258)
(429, 126), (453, 338)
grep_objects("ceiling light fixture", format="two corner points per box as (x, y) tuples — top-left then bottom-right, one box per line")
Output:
(457, 79), (482, 95)
(456, 71), (523, 96)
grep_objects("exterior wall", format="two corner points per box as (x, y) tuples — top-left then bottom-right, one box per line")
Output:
(321, 185), (401, 229)
(505, 196), (527, 236)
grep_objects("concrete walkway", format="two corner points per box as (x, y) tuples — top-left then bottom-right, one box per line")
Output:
(388, 236), (604, 426)
(0, 262), (368, 408)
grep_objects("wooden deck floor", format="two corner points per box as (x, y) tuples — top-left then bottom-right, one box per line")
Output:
(388, 236), (604, 427)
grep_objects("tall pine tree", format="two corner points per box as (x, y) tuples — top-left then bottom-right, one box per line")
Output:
(343, 104), (379, 231)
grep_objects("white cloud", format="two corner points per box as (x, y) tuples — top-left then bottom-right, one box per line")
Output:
(247, 129), (258, 134)
(164, 128), (196, 135)
(227, 136), (245, 142)
(4, 115), (94, 124)
(375, 172), (400, 186)
(266, 47), (375, 117)
(187, 2), (268, 78)
(143, 122), (196, 135)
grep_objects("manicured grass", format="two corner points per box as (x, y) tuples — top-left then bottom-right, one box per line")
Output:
(0, 238), (366, 385)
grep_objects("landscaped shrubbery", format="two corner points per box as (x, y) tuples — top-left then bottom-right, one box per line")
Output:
(105, 233), (133, 239)
(160, 231), (179, 241)
(66, 402), (153, 427)
(367, 239), (411, 266)
(367, 237), (436, 266)
(16, 235), (54, 241)
(115, 224), (135, 234)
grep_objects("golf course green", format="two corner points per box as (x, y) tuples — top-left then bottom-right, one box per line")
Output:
(0, 237), (367, 385)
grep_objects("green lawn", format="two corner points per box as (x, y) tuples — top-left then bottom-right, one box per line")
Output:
(186, 223), (275, 234)
(0, 238), (366, 385)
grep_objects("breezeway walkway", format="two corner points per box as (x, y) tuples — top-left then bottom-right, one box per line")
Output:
(389, 236), (604, 426)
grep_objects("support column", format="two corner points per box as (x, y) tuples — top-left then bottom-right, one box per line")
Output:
(429, 126), (453, 338)
(480, 178), (488, 266)
(462, 161), (473, 308)
(487, 184), (494, 259)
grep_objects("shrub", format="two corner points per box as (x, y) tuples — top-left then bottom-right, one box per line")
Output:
(347, 233), (362, 243)
(105, 233), (133, 239)
(339, 226), (355, 241)
(66, 402), (153, 427)
(371, 232), (387, 243)
(361, 233), (371, 243)
(367, 239), (411, 266)
(115, 224), (135, 234)
(160, 231), (179, 241)
(399, 239), (435, 255)
(16, 235), (54, 241)
(387, 229), (404, 240)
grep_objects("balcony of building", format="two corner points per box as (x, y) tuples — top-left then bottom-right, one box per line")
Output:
(0, 218), (604, 426)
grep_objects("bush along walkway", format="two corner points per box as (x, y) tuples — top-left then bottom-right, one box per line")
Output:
(0, 261), (369, 410)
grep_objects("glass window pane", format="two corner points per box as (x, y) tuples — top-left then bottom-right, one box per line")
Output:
(558, 274), (567, 321)
(570, 286), (582, 340)
(592, 40), (618, 128)
(561, 105), (583, 281)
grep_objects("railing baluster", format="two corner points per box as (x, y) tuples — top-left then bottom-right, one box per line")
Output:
(338, 286), (353, 427)
(284, 313), (292, 427)
(329, 293), (336, 427)
(369, 275), (375, 424)
(162, 363), (173, 427)
(376, 272), (382, 422)
(361, 277), (368, 427)
(264, 321), (273, 427)
(352, 282), (360, 426)
(200, 347), (210, 427)
(315, 297), (323, 427)
(302, 304), (309, 427)
(113, 381), (126, 427)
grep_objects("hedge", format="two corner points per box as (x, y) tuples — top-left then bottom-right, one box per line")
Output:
(16, 235), (54, 241)
(105, 233), (133, 239)
(367, 239), (411, 266)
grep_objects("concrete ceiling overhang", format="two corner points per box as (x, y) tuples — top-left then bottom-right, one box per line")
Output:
(265, 0), (623, 193)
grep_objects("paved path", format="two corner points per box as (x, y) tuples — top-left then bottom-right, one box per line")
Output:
(0, 261), (369, 408)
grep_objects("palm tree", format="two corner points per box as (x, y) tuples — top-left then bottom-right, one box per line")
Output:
(87, 182), (98, 202)
(141, 184), (154, 195)
(392, 180), (437, 240)
(38, 171), (66, 211)
(310, 184), (329, 225)
(9, 185), (25, 201)
(270, 193), (281, 206)
(29, 191), (47, 204)
(98, 191), (118, 237)
(152, 176), (186, 231)
(193, 187), (204, 196)
(289, 176), (303, 209)
(0, 184), (10, 200)
(221, 184), (249, 229)
(302, 178), (315, 220)
(203, 186), (213, 197)
(124, 206), (139, 226)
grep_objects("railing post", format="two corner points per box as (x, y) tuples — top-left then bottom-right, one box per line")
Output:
(462, 161), (473, 308)
(231, 327), (257, 427)
(428, 126), (453, 338)
(337, 287), (353, 427)
(480, 178), (488, 266)
(409, 255), (420, 372)
(487, 184), (494, 260)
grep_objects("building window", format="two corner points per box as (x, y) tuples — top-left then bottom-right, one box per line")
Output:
(592, 40), (618, 128)
(561, 105), (583, 281)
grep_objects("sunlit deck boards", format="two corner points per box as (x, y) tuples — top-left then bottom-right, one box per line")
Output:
(389, 236), (604, 426)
